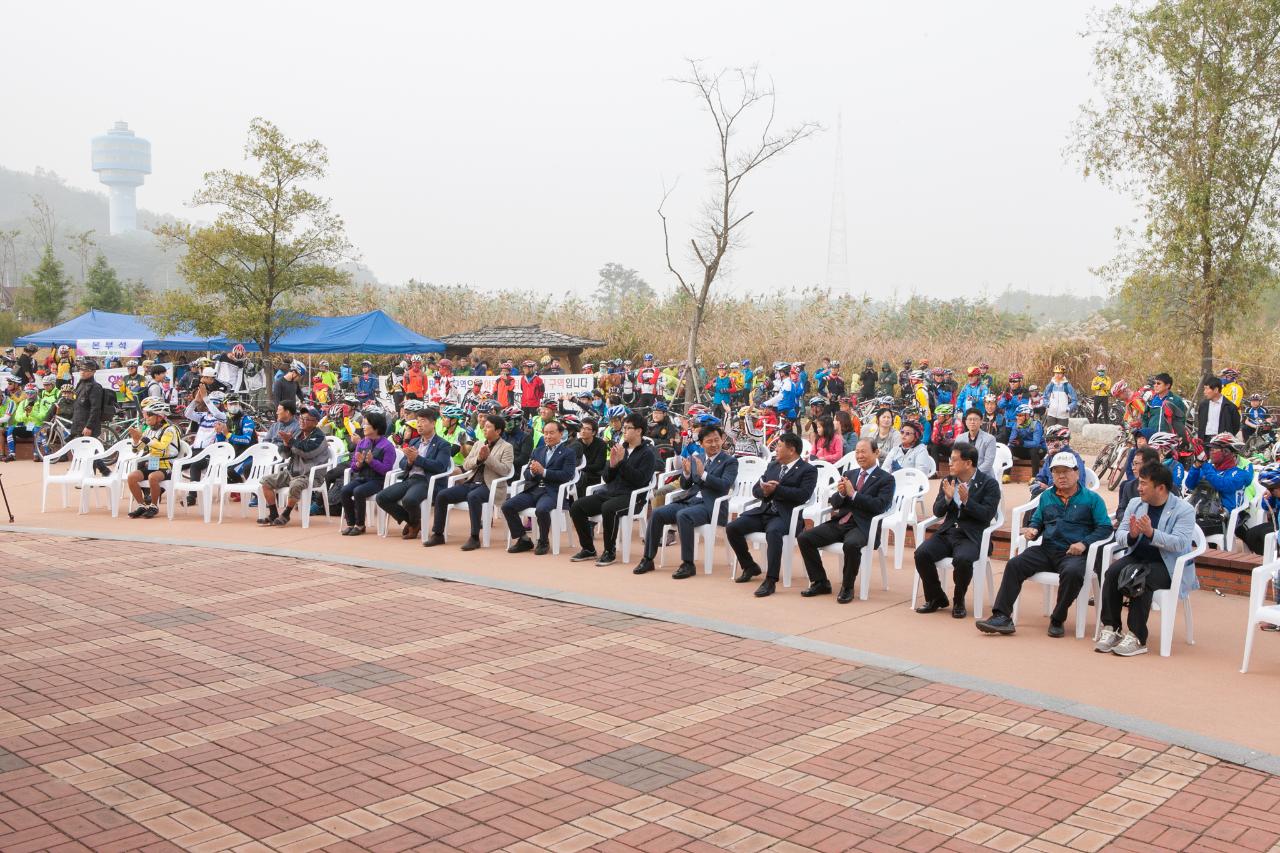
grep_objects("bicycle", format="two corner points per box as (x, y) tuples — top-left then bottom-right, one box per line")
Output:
(1092, 424), (1136, 491)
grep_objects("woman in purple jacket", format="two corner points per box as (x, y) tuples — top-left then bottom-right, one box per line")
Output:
(341, 411), (396, 535)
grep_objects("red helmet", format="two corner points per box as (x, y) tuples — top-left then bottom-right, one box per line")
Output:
(1007, 372), (1024, 382)
(1110, 379), (1130, 398)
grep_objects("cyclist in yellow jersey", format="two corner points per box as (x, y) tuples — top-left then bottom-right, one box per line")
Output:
(1220, 367), (1244, 411)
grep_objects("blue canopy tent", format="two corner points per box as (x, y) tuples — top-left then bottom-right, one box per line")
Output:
(240, 310), (445, 354)
(14, 310), (229, 351)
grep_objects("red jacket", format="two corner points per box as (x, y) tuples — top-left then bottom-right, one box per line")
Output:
(519, 374), (544, 408)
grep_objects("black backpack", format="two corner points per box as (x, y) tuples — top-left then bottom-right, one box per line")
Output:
(1187, 481), (1225, 537)
(98, 382), (117, 420)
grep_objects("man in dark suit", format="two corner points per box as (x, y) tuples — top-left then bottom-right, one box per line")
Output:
(1196, 376), (1241, 443)
(569, 412), (658, 566)
(633, 423), (739, 579)
(913, 442), (1001, 618)
(726, 433), (819, 598)
(502, 420), (576, 555)
(796, 438), (895, 603)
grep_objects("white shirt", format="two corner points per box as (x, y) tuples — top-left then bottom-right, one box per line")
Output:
(1204, 398), (1222, 436)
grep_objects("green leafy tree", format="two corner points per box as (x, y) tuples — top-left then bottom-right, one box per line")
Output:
(1073, 0), (1280, 378)
(658, 61), (820, 401)
(153, 118), (353, 399)
(595, 263), (655, 314)
(80, 253), (127, 312)
(25, 245), (69, 324)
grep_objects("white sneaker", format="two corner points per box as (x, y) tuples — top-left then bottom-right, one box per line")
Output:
(1111, 633), (1148, 657)
(1094, 627), (1122, 654)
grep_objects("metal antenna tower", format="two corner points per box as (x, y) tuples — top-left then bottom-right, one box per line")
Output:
(825, 113), (851, 291)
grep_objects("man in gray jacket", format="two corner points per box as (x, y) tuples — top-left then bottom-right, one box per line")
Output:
(260, 406), (330, 526)
(1096, 461), (1197, 657)
(953, 408), (998, 477)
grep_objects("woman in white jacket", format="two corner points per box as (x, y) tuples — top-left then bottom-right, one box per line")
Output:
(882, 420), (931, 473)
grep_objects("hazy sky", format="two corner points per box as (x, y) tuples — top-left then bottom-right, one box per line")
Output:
(2, 1), (1135, 300)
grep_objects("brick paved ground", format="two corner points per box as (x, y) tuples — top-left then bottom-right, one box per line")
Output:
(1, 533), (1277, 853)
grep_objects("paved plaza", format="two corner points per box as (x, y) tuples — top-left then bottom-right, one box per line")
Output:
(1, 532), (1278, 852)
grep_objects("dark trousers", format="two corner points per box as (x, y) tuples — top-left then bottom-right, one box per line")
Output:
(570, 491), (631, 552)
(432, 481), (489, 536)
(726, 511), (793, 581)
(1242, 522), (1275, 556)
(576, 474), (601, 501)
(187, 454), (211, 481)
(1010, 446), (1044, 474)
(502, 488), (557, 543)
(914, 527), (980, 603)
(1092, 395), (1109, 424)
(993, 546), (1088, 623)
(375, 477), (432, 527)
(797, 521), (868, 590)
(341, 478), (383, 525)
(1099, 554), (1171, 644)
(645, 501), (712, 562)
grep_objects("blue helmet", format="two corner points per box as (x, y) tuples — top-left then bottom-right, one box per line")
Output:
(1259, 468), (1280, 488)
(653, 400), (669, 411)
(1015, 404), (1033, 416)
(607, 404), (630, 420)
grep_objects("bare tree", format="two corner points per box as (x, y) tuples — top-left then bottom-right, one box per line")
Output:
(66, 229), (96, 285)
(27, 195), (56, 252)
(659, 60), (820, 401)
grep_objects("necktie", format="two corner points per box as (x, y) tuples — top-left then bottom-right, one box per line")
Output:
(839, 469), (868, 525)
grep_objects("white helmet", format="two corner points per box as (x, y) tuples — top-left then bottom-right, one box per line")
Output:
(142, 399), (171, 417)
(205, 391), (227, 408)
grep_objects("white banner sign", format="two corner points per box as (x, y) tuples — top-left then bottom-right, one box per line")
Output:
(463, 374), (596, 399)
(90, 363), (173, 395)
(77, 338), (144, 358)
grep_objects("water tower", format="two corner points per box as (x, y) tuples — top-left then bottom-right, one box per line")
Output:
(91, 121), (151, 235)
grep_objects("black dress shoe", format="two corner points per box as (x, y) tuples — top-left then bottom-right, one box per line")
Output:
(951, 602), (968, 619)
(672, 562), (697, 580)
(915, 598), (950, 614)
(753, 578), (776, 597)
(1047, 620), (1065, 638)
(508, 538), (534, 554)
(423, 533), (445, 547)
(460, 537), (481, 551)
(534, 541), (550, 556)
(633, 558), (656, 575)
(800, 581), (832, 598)
(594, 551), (617, 567)
(836, 586), (854, 604)
(569, 548), (598, 562)
(735, 564), (762, 583)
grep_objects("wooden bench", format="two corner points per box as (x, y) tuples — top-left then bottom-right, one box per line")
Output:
(1196, 549), (1265, 596)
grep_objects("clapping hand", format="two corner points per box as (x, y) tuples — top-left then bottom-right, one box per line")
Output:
(403, 444), (418, 462)
(836, 477), (850, 497)
(682, 456), (692, 477)
(1132, 513), (1154, 538)
(760, 479), (779, 496)
(529, 459), (544, 476)
(957, 481), (969, 503)
(941, 478), (956, 501)
(609, 443), (625, 465)
(477, 444), (490, 462)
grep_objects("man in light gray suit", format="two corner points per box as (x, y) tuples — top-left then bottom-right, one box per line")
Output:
(954, 408), (998, 477)
(1096, 461), (1197, 657)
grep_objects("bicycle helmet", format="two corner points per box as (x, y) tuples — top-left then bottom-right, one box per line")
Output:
(696, 414), (722, 427)
(1208, 432), (1244, 454)
(831, 360), (840, 368)
(653, 400), (669, 412)
(643, 353), (654, 361)
(1110, 379), (1130, 398)
(502, 404), (524, 420)
(809, 395), (827, 407)
(1095, 365), (1106, 373)
(909, 370), (926, 381)
(1258, 468), (1280, 489)
(205, 391), (227, 407)
(686, 403), (710, 418)
(966, 366), (980, 377)
(363, 404), (386, 417)
(360, 359), (373, 367)
(442, 405), (465, 420)
(289, 359), (306, 374)
(438, 358), (453, 369)
(1249, 392), (1265, 402)
(1148, 431), (1179, 450)
(903, 403), (924, 419)
(623, 359), (633, 367)
(933, 404), (954, 418)
(37, 375), (54, 389)
(1007, 372), (1024, 381)
(1028, 383), (1040, 392)
(403, 399), (426, 414)
(476, 399), (498, 415)
(1220, 367), (1240, 380)
(717, 362), (729, 370)
(1015, 404), (1033, 416)
(772, 361), (789, 372)
(411, 354), (423, 363)
(876, 395), (895, 409)
(142, 399), (171, 417)
(342, 393), (359, 407)
(125, 359), (139, 368)
(22, 382), (37, 396)
(57, 344), (69, 354)
(1053, 364), (1066, 373)
(742, 358), (751, 366)
(319, 360), (329, 368)
(1045, 425), (1071, 443)
(559, 413), (581, 432)
(930, 367), (945, 377)
(328, 403), (346, 419)
(979, 361), (990, 371)
(607, 404), (629, 420)
(729, 361), (740, 369)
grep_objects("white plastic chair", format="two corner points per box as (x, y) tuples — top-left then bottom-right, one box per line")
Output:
(286, 438), (345, 529)
(1207, 470), (1261, 552)
(1005, 498), (1112, 639)
(881, 468), (929, 572)
(657, 462), (759, 573)
(912, 503), (1005, 618)
(504, 461), (579, 554)
(41, 436), (104, 512)
(440, 464), (515, 548)
(218, 444), (283, 523)
(834, 449), (860, 473)
(584, 476), (655, 563)
(993, 443), (1012, 479)
(1095, 525), (1207, 656)
(804, 492), (904, 600)
(78, 439), (139, 517)
(801, 463), (843, 526)
(316, 436), (349, 521)
(168, 443), (235, 522)
(345, 446), (405, 536)
(728, 486), (821, 587)
(1241, 560), (1280, 673)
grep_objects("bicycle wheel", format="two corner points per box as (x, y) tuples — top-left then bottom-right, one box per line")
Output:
(1106, 454), (1127, 491)
(1092, 440), (1118, 474)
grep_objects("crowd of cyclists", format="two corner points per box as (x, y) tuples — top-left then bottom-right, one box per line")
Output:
(4, 342), (1278, 565)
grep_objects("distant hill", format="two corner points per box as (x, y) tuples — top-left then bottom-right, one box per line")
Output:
(0, 166), (186, 294)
